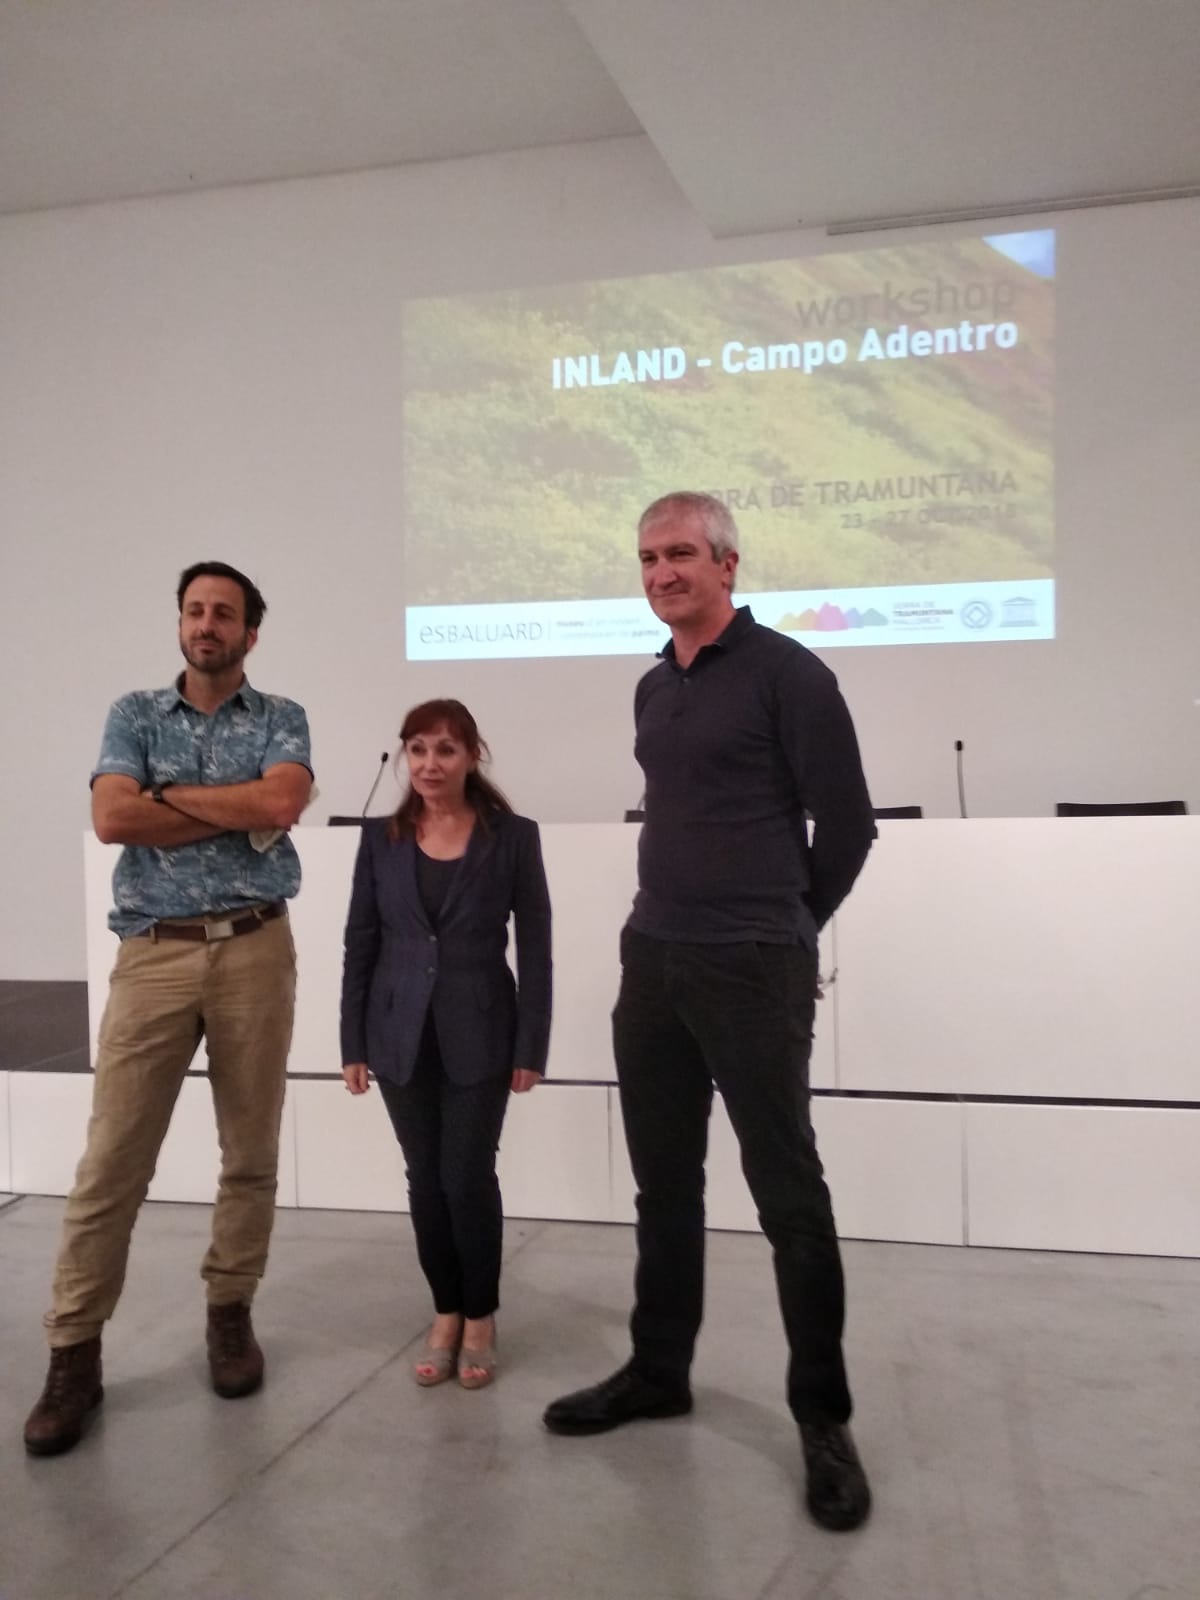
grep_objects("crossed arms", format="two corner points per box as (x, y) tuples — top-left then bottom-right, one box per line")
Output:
(92, 766), (313, 847)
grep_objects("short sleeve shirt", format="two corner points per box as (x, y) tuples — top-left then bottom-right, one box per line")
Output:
(93, 677), (313, 937)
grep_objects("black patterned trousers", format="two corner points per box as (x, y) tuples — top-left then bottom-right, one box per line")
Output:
(377, 1017), (511, 1320)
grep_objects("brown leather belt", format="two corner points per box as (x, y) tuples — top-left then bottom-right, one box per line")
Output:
(140, 902), (286, 943)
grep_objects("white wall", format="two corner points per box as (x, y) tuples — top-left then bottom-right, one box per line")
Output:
(2, 137), (1198, 978)
(13, 820), (1193, 1258)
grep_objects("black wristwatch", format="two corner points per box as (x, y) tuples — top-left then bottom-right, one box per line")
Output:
(150, 782), (170, 804)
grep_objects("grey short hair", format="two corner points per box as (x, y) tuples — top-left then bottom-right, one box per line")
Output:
(637, 491), (739, 561)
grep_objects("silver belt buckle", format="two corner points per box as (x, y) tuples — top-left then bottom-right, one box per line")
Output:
(205, 919), (236, 941)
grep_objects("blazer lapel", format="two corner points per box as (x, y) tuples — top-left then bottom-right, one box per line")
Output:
(395, 836), (434, 932)
(438, 818), (497, 920)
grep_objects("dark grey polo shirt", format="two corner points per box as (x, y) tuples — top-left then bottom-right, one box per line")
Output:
(628, 607), (875, 949)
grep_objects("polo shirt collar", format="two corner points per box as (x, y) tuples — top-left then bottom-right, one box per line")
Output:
(658, 604), (755, 665)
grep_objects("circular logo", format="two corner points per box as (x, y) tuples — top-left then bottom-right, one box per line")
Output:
(961, 599), (993, 630)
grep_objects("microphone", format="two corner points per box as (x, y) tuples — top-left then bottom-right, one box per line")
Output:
(328, 751), (390, 828)
(362, 751), (389, 816)
(954, 740), (967, 819)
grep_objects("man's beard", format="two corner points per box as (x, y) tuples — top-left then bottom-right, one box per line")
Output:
(181, 634), (249, 675)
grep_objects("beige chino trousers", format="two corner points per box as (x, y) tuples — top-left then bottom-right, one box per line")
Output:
(44, 912), (296, 1348)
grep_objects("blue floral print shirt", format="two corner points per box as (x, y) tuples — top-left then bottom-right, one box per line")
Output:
(92, 677), (313, 937)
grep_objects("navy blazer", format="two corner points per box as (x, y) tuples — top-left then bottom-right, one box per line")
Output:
(339, 811), (552, 1086)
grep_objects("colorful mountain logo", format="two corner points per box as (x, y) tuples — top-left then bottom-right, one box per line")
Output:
(776, 605), (888, 633)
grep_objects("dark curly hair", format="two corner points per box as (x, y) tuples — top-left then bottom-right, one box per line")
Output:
(176, 562), (267, 630)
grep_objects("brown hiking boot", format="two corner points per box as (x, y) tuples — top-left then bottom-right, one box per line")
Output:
(24, 1338), (104, 1456)
(206, 1302), (264, 1399)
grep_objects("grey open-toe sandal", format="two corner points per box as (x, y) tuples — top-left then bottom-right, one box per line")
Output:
(414, 1342), (459, 1387)
(457, 1343), (497, 1390)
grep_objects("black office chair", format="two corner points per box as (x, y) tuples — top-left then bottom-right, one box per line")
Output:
(873, 804), (923, 820)
(1055, 800), (1187, 817)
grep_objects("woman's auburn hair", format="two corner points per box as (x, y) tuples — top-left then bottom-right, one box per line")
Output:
(387, 698), (513, 841)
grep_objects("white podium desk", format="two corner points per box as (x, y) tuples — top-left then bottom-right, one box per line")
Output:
(11, 821), (1200, 1257)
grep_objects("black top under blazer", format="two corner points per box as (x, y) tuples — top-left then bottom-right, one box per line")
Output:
(340, 811), (553, 1086)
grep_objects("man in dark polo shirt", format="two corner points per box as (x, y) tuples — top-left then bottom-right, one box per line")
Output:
(23, 561), (313, 1457)
(544, 492), (877, 1532)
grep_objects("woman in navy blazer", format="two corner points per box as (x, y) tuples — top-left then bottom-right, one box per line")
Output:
(340, 699), (551, 1388)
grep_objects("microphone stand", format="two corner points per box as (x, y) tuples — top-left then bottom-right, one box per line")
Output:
(329, 751), (390, 827)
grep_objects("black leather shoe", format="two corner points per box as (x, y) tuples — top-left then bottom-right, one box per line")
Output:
(799, 1421), (872, 1531)
(543, 1362), (692, 1436)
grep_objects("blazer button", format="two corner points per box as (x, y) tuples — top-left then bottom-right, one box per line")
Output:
(426, 966), (435, 975)
(428, 933), (436, 942)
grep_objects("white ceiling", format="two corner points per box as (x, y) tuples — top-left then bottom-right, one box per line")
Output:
(2, 0), (1198, 235)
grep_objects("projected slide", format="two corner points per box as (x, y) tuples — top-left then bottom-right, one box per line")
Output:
(403, 230), (1055, 660)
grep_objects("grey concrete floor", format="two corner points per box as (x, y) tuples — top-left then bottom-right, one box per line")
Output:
(1, 1197), (1197, 1600)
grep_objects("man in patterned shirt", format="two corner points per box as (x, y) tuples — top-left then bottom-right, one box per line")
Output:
(24, 562), (313, 1457)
